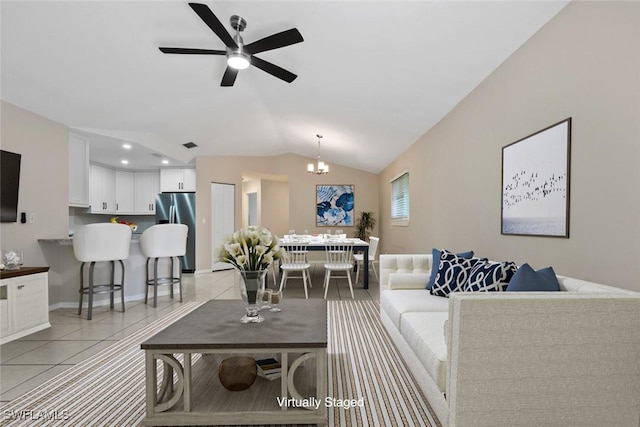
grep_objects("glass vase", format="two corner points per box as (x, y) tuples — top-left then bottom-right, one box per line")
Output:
(238, 270), (267, 323)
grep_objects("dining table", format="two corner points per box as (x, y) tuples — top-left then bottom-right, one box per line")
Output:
(278, 235), (371, 289)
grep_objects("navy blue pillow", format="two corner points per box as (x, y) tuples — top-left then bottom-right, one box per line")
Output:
(431, 250), (485, 297)
(426, 248), (474, 289)
(506, 263), (560, 292)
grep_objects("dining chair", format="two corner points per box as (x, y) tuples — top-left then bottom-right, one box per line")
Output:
(323, 241), (355, 299)
(278, 242), (312, 299)
(73, 223), (132, 320)
(354, 236), (379, 284)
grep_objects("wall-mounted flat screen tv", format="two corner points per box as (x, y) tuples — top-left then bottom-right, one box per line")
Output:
(1, 149), (21, 222)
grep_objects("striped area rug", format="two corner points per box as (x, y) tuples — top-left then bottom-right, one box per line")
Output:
(2, 300), (439, 426)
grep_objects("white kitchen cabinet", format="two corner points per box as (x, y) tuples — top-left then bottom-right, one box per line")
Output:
(115, 170), (135, 214)
(134, 171), (160, 213)
(0, 268), (50, 345)
(90, 164), (116, 213)
(161, 168), (196, 192)
(68, 133), (90, 207)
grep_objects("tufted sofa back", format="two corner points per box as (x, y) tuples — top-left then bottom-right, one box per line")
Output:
(379, 254), (433, 290)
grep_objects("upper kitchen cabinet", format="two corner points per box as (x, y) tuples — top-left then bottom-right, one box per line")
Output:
(160, 168), (196, 192)
(89, 164), (116, 213)
(115, 170), (135, 214)
(134, 171), (160, 214)
(68, 133), (90, 207)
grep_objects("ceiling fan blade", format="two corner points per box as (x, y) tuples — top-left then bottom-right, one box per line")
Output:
(159, 47), (226, 55)
(251, 56), (297, 83)
(188, 3), (237, 49)
(221, 67), (239, 86)
(244, 28), (304, 55)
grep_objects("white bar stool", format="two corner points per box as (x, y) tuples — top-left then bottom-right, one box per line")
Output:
(72, 223), (132, 320)
(140, 224), (188, 308)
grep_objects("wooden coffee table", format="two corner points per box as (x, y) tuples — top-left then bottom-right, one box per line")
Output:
(140, 299), (327, 426)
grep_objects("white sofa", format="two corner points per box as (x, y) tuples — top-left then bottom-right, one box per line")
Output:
(379, 254), (640, 427)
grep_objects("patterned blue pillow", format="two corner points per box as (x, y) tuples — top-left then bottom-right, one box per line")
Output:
(426, 248), (474, 289)
(464, 261), (518, 292)
(431, 250), (485, 297)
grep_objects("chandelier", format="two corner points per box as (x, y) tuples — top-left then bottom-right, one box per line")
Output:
(307, 134), (329, 175)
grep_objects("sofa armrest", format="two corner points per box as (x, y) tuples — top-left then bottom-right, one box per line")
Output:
(388, 272), (431, 290)
(446, 292), (640, 426)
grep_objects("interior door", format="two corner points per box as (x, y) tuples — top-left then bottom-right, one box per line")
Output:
(211, 182), (235, 271)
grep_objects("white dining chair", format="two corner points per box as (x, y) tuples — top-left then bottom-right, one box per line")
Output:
(355, 236), (380, 284)
(323, 241), (355, 299)
(279, 242), (312, 299)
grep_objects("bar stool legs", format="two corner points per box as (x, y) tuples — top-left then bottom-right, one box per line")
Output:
(145, 256), (183, 308)
(78, 260), (126, 320)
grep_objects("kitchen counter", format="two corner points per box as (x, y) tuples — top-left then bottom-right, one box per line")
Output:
(39, 235), (141, 245)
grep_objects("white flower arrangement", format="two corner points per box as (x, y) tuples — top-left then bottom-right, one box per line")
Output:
(214, 226), (284, 272)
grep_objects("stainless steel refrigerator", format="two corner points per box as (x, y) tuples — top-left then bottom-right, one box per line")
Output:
(155, 192), (196, 272)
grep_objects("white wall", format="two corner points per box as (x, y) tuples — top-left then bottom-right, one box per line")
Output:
(379, 1), (640, 291)
(1, 101), (70, 303)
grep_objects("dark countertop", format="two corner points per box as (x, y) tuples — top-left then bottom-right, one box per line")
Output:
(1, 266), (49, 280)
(141, 299), (327, 350)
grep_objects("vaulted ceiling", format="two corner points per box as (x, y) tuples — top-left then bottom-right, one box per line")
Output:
(1, 1), (567, 173)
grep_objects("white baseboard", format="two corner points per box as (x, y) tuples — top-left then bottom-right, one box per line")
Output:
(52, 289), (174, 310)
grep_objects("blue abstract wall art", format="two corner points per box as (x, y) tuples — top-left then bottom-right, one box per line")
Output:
(316, 185), (355, 227)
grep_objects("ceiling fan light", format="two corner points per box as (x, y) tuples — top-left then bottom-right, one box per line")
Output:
(227, 52), (250, 70)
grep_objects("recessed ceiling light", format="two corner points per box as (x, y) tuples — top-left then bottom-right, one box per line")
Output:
(122, 144), (132, 149)
(162, 159), (169, 164)
(121, 160), (129, 164)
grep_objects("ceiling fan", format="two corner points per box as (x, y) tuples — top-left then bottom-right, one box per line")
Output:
(159, 3), (304, 86)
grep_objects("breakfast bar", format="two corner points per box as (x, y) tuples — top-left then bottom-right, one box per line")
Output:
(38, 236), (176, 308)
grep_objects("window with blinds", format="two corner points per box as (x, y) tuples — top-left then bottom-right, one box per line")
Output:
(391, 172), (410, 226)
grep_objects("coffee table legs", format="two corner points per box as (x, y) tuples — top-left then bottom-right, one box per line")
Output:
(154, 354), (185, 413)
(144, 349), (327, 425)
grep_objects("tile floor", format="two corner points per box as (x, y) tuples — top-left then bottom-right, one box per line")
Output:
(0, 264), (378, 406)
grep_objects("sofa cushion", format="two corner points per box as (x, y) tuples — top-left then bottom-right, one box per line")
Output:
(426, 248), (474, 289)
(380, 254), (432, 291)
(464, 260), (518, 292)
(431, 250), (485, 297)
(388, 273), (432, 290)
(506, 263), (560, 292)
(400, 312), (449, 393)
(380, 289), (449, 329)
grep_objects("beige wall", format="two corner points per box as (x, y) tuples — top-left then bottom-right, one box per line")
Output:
(196, 153), (379, 271)
(379, 1), (640, 291)
(261, 179), (290, 237)
(0, 101), (70, 302)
